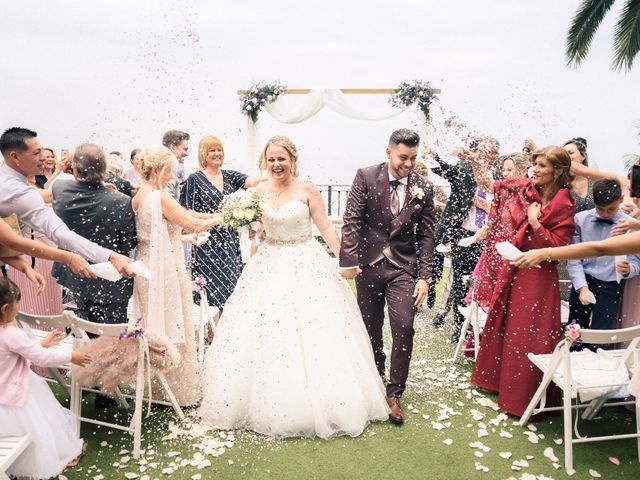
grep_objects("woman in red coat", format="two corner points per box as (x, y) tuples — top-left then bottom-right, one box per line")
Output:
(471, 146), (576, 417)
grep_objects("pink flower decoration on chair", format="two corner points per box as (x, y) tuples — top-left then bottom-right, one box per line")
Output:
(564, 320), (582, 346)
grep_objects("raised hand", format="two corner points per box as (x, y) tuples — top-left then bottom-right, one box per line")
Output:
(109, 252), (135, 278)
(513, 249), (546, 268)
(41, 329), (66, 348)
(24, 266), (46, 294)
(71, 351), (92, 367)
(527, 202), (541, 229)
(616, 259), (631, 277)
(68, 253), (96, 278)
(578, 287), (593, 306)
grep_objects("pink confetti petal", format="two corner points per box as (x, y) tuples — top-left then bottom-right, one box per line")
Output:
(608, 456), (620, 466)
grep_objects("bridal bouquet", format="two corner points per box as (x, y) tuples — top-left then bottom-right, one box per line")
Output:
(219, 189), (263, 229)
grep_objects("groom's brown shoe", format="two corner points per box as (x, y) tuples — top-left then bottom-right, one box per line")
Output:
(386, 396), (404, 424)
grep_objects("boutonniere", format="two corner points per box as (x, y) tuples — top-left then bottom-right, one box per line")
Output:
(410, 185), (425, 201)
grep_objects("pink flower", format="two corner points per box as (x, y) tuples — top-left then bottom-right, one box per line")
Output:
(567, 327), (581, 341)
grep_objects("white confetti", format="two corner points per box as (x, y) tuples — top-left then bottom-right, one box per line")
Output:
(543, 447), (559, 463)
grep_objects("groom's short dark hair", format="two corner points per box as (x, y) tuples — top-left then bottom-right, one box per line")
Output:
(389, 129), (419, 148)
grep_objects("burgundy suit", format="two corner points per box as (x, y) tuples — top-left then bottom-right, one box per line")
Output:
(340, 162), (436, 397)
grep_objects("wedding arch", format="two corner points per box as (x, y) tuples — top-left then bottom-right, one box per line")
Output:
(236, 84), (441, 172)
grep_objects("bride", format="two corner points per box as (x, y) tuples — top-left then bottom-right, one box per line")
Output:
(199, 136), (389, 438)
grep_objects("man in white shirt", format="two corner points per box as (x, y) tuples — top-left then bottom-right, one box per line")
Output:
(0, 127), (134, 277)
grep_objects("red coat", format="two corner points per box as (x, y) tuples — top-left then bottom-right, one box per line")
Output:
(471, 179), (576, 417)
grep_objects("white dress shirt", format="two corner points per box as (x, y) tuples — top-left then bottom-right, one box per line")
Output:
(388, 169), (408, 211)
(0, 164), (111, 263)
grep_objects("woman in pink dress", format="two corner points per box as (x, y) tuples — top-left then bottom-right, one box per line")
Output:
(0, 277), (92, 479)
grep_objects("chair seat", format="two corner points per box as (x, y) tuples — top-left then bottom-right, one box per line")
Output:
(0, 435), (30, 473)
(528, 349), (630, 401)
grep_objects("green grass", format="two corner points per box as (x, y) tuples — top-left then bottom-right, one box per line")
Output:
(57, 282), (640, 480)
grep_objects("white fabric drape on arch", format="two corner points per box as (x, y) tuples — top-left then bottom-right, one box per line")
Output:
(243, 89), (432, 172)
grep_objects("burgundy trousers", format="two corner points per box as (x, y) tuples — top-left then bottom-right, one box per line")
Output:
(355, 259), (416, 398)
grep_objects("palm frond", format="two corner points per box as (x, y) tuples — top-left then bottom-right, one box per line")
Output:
(624, 153), (640, 172)
(613, 0), (640, 70)
(566, 0), (617, 67)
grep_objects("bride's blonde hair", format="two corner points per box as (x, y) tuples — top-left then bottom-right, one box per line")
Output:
(260, 135), (299, 177)
(140, 145), (176, 181)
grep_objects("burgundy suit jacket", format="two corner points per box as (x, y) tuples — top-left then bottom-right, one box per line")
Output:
(339, 163), (436, 279)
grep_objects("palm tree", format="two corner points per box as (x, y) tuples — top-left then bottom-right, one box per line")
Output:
(566, 0), (640, 71)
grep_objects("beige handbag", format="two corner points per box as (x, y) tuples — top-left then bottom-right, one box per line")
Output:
(0, 214), (22, 258)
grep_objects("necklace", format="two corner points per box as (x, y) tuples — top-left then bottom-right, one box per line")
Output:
(274, 187), (287, 199)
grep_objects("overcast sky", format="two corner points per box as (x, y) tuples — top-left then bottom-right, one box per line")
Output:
(2, 0), (639, 184)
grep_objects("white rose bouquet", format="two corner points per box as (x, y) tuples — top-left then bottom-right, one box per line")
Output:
(219, 189), (263, 230)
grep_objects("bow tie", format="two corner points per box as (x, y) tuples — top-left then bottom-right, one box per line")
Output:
(390, 179), (401, 189)
(592, 217), (615, 225)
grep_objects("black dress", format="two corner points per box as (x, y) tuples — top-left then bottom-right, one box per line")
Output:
(180, 170), (248, 308)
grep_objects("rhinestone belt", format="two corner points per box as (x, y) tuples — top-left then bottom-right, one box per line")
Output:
(264, 235), (312, 246)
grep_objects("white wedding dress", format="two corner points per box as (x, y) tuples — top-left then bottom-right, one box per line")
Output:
(199, 199), (389, 438)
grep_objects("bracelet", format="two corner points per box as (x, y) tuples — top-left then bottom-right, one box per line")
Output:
(546, 247), (553, 262)
(68, 252), (75, 264)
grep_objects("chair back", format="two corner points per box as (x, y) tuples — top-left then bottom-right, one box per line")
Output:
(580, 325), (640, 345)
(64, 311), (127, 342)
(16, 311), (71, 335)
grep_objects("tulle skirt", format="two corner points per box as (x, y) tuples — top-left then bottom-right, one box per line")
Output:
(0, 371), (83, 479)
(199, 239), (389, 439)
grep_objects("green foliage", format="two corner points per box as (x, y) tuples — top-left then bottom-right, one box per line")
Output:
(566, 0), (640, 71)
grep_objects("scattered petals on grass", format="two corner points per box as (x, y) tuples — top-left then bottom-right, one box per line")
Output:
(608, 456), (620, 466)
(543, 447), (559, 463)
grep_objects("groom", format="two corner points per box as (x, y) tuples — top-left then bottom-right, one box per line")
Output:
(340, 128), (436, 424)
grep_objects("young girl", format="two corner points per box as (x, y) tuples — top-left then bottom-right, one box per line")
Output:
(0, 277), (91, 479)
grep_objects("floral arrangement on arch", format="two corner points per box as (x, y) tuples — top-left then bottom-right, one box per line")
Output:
(239, 81), (287, 123)
(389, 80), (439, 120)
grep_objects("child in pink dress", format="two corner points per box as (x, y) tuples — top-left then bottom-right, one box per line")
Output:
(0, 278), (91, 479)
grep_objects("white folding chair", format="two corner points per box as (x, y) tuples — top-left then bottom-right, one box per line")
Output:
(66, 311), (185, 459)
(452, 301), (487, 362)
(16, 311), (75, 396)
(453, 300), (570, 363)
(0, 435), (30, 480)
(519, 325), (640, 472)
(191, 286), (220, 364)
